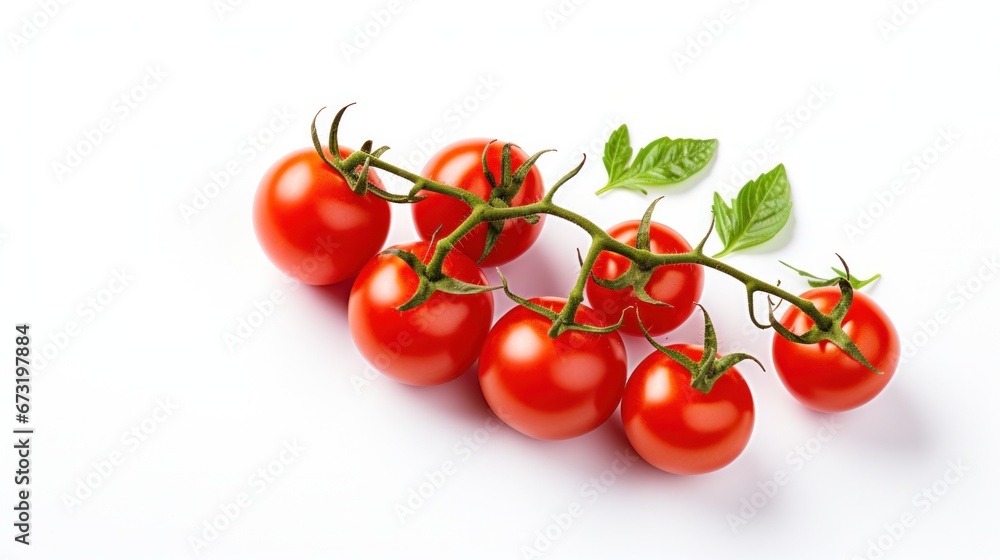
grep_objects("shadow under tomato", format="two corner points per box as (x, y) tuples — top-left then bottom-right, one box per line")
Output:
(391, 362), (493, 422)
(830, 381), (931, 458)
(303, 276), (356, 314)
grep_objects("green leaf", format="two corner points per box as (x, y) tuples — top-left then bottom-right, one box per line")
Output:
(596, 131), (717, 195)
(602, 124), (632, 182)
(780, 261), (882, 291)
(712, 164), (792, 258)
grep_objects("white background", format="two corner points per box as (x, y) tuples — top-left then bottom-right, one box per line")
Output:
(3, 0), (999, 558)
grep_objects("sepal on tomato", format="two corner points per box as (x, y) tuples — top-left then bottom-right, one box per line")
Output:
(474, 141), (553, 262)
(542, 155), (586, 204)
(640, 304), (763, 394)
(310, 105), (425, 204)
(496, 270), (630, 336)
(779, 256), (881, 290)
(767, 263), (882, 374)
(382, 248), (500, 311)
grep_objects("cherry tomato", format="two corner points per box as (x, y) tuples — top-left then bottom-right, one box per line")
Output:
(254, 147), (390, 285)
(411, 139), (545, 265)
(477, 298), (627, 440)
(585, 221), (703, 336)
(771, 287), (900, 412)
(349, 241), (494, 386)
(622, 344), (754, 475)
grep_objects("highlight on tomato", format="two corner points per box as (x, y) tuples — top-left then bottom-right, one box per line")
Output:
(477, 298), (628, 440)
(253, 146), (390, 285)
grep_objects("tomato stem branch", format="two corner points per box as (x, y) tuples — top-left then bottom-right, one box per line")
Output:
(318, 106), (855, 361)
(548, 239), (605, 337)
(424, 206), (486, 279)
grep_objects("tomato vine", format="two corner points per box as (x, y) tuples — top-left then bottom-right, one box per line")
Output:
(313, 104), (882, 389)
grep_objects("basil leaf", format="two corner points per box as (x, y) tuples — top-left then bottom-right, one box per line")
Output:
(712, 164), (792, 258)
(602, 124), (632, 182)
(596, 132), (717, 195)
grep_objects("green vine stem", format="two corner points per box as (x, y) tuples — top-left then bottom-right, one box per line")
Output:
(312, 105), (880, 375)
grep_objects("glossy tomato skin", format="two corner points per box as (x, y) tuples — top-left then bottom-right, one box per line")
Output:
(412, 139), (545, 266)
(772, 288), (900, 412)
(349, 241), (494, 386)
(254, 147), (390, 285)
(478, 298), (628, 440)
(622, 344), (754, 475)
(585, 221), (703, 337)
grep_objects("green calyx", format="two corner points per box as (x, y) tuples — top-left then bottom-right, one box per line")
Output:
(382, 248), (500, 311)
(476, 141), (550, 263)
(641, 304), (764, 394)
(497, 271), (629, 337)
(766, 276), (882, 374)
(780, 257), (882, 290)
(310, 107), (423, 204)
(587, 197), (672, 307)
(764, 255), (881, 374)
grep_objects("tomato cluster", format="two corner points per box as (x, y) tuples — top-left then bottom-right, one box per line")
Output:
(253, 138), (900, 475)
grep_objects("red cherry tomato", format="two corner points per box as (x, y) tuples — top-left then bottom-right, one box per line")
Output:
(411, 139), (545, 265)
(348, 241), (494, 386)
(622, 344), (754, 475)
(477, 298), (627, 440)
(254, 147), (390, 285)
(772, 287), (900, 412)
(586, 221), (703, 336)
